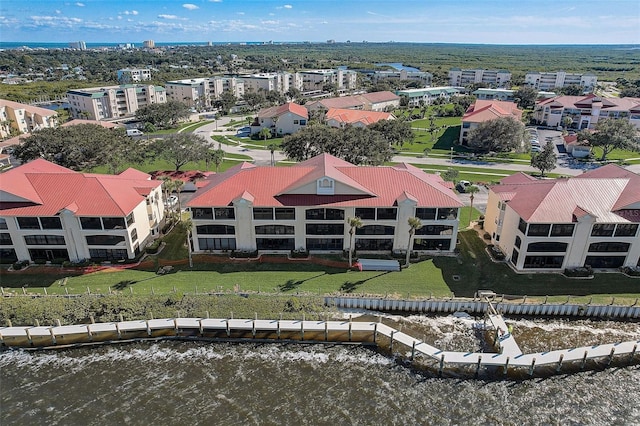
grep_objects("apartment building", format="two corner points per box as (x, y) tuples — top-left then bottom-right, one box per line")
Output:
(472, 88), (558, 102)
(299, 69), (357, 93)
(187, 153), (462, 255)
(0, 99), (58, 138)
(67, 84), (167, 120)
(459, 100), (523, 144)
(239, 72), (303, 95)
(366, 69), (432, 87)
(525, 71), (597, 92)
(306, 91), (400, 113)
(532, 95), (640, 130)
(484, 166), (640, 271)
(325, 108), (394, 128)
(117, 68), (152, 84)
(0, 159), (164, 263)
(396, 87), (461, 107)
(165, 77), (245, 109)
(250, 103), (308, 136)
(449, 68), (512, 88)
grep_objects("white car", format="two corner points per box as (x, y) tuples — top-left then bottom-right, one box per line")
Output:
(165, 195), (178, 207)
(530, 146), (541, 153)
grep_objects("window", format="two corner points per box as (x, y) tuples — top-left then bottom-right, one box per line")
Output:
(196, 225), (236, 235)
(198, 238), (236, 250)
(523, 255), (564, 269)
(356, 225), (395, 236)
(0, 233), (13, 245)
(215, 208), (235, 220)
(40, 217), (62, 230)
(255, 225), (295, 235)
(415, 225), (453, 236)
(355, 238), (393, 251)
(591, 223), (615, 237)
(126, 213), (135, 227)
(0, 248), (17, 262)
(306, 224), (344, 235)
(305, 208), (344, 220)
(550, 224), (575, 237)
(377, 208), (397, 220)
(306, 238), (343, 250)
(416, 208), (436, 220)
(89, 248), (128, 261)
(300, 119), (307, 125)
(17, 217), (40, 229)
(527, 224), (550, 237)
(253, 208), (274, 220)
(85, 235), (126, 246)
(354, 208), (375, 220)
(103, 217), (126, 230)
(462, 123), (470, 129)
(256, 238), (295, 250)
(275, 208), (295, 220)
(588, 242), (630, 253)
(437, 208), (458, 220)
(0, 218), (7, 230)
(527, 242), (568, 252)
(24, 235), (66, 245)
(518, 218), (527, 234)
(413, 238), (451, 251)
(515, 235), (521, 249)
(130, 228), (138, 242)
(615, 224), (638, 237)
(80, 217), (103, 230)
(293, 120), (299, 124)
(585, 256), (626, 269)
(511, 248), (519, 266)
(325, 209), (344, 220)
(28, 249), (69, 261)
(193, 208), (214, 220)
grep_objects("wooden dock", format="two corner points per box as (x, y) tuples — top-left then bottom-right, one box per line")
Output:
(1, 316), (638, 377)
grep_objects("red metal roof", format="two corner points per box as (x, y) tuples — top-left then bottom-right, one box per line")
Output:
(0, 159), (161, 217)
(187, 153), (462, 209)
(257, 102), (308, 119)
(325, 108), (394, 126)
(462, 100), (522, 123)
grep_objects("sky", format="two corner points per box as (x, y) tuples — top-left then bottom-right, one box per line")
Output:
(1, 0), (639, 45)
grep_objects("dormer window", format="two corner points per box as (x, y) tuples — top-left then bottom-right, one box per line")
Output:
(316, 177), (335, 195)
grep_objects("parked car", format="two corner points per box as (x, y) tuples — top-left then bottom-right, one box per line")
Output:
(456, 180), (471, 192)
(164, 195), (178, 207)
(530, 146), (541, 153)
(126, 129), (144, 137)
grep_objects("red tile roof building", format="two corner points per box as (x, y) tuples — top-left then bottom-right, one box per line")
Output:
(306, 91), (401, 113)
(0, 159), (164, 263)
(533, 95), (640, 130)
(484, 165), (640, 271)
(0, 99), (58, 138)
(187, 153), (463, 254)
(325, 108), (395, 128)
(459, 100), (523, 144)
(250, 102), (308, 136)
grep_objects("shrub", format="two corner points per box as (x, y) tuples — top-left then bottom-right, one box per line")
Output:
(12, 260), (28, 270)
(290, 248), (309, 259)
(483, 232), (492, 240)
(34, 259), (47, 265)
(146, 239), (162, 254)
(564, 266), (594, 277)
(51, 258), (66, 265)
(487, 245), (505, 261)
(621, 266), (640, 276)
(230, 250), (258, 259)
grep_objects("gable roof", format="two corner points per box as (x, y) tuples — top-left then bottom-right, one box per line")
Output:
(187, 153), (462, 209)
(0, 99), (58, 117)
(257, 102), (308, 119)
(536, 95), (640, 112)
(307, 91), (400, 111)
(325, 108), (394, 126)
(462, 100), (522, 123)
(0, 159), (161, 216)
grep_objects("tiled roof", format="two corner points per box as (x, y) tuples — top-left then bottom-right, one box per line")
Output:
(0, 99), (58, 117)
(536, 95), (640, 112)
(187, 153), (463, 209)
(462, 100), (522, 123)
(325, 108), (394, 126)
(0, 159), (160, 217)
(257, 102), (308, 119)
(490, 164), (640, 223)
(308, 91), (400, 110)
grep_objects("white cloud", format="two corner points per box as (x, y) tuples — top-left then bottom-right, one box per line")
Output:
(284, 4), (292, 9)
(132, 10), (139, 15)
(122, 10), (139, 16)
(262, 20), (279, 25)
(183, 4), (199, 10)
(158, 14), (180, 20)
(55, 10), (61, 14)
(117, 16), (123, 20)
(237, 12), (245, 15)
(209, 0), (222, 2)
(75, 2), (85, 6)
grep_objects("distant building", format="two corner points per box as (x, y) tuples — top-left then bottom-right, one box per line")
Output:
(460, 100), (523, 145)
(143, 40), (155, 48)
(366, 68), (432, 87)
(250, 103), (308, 136)
(472, 88), (557, 102)
(396, 87), (460, 107)
(165, 77), (244, 109)
(298, 69), (357, 93)
(525, 71), (597, 92)
(117, 68), (152, 84)
(239, 72), (302, 95)
(0, 159), (165, 263)
(0, 99), (58, 138)
(325, 108), (394, 128)
(484, 165), (640, 271)
(449, 68), (511, 88)
(69, 41), (86, 50)
(306, 91), (400, 113)
(532, 94), (640, 130)
(67, 84), (166, 120)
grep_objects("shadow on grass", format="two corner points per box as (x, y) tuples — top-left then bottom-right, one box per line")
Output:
(340, 272), (391, 293)
(278, 272), (327, 292)
(113, 280), (137, 290)
(433, 126), (461, 151)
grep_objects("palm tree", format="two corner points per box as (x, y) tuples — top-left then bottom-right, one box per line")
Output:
(267, 142), (278, 166)
(211, 148), (225, 173)
(406, 217), (423, 267)
(347, 217), (363, 267)
(259, 127), (271, 142)
(183, 217), (194, 268)
(466, 185), (480, 228)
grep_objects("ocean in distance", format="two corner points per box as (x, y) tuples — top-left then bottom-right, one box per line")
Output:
(2, 314), (639, 425)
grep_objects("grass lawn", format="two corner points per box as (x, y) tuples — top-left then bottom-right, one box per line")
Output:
(147, 120), (213, 135)
(589, 147), (640, 163)
(399, 163), (565, 185)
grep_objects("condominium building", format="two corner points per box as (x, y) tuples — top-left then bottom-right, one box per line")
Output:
(395, 87), (461, 107)
(239, 72), (303, 95)
(250, 103), (308, 136)
(459, 100), (523, 145)
(0, 159), (164, 263)
(366, 69), (432, 87)
(299, 69), (357, 93)
(471, 88), (558, 102)
(117, 68), (152, 84)
(187, 153), (463, 254)
(67, 84), (167, 120)
(69, 41), (86, 50)
(525, 71), (597, 92)
(484, 166), (640, 271)
(165, 77), (244, 109)
(532, 95), (640, 130)
(325, 108), (394, 128)
(306, 91), (401, 113)
(0, 99), (58, 138)
(449, 68), (511, 88)
(143, 40), (155, 48)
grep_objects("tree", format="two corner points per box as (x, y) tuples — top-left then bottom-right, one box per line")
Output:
(441, 168), (459, 182)
(182, 217), (194, 268)
(267, 142), (278, 166)
(530, 141), (557, 177)
(558, 85), (583, 96)
(467, 117), (525, 153)
(258, 127), (272, 141)
(406, 217), (423, 267)
(243, 91), (266, 111)
(514, 87), (538, 109)
(466, 185), (480, 226)
(135, 101), (190, 129)
(578, 118), (640, 161)
(369, 119), (414, 147)
(13, 124), (140, 172)
(562, 116), (573, 131)
(154, 133), (207, 171)
(216, 91), (237, 115)
(347, 217), (363, 267)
